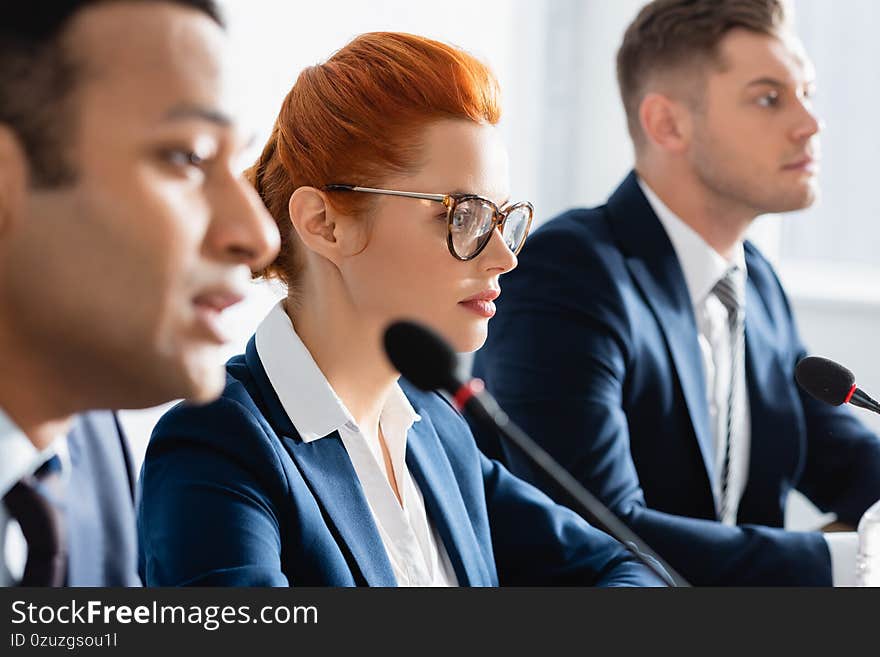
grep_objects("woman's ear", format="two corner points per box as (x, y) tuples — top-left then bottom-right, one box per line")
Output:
(288, 186), (339, 260)
(288, 187), (367, 265)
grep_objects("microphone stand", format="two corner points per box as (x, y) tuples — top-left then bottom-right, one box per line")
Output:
(851, 388), (880, 415)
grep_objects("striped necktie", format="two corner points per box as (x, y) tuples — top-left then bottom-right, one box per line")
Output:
(712, 267), (746, 526)
(2, 455), (66, 586)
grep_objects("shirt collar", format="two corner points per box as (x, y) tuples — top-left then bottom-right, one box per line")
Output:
(380, 384), (422, 444)
(254, 300), (420, 443)
(638, 176), (747, 307)
(0, 406), (63, 497)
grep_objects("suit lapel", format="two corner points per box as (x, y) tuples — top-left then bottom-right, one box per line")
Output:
(405, 413), (491, 587)
(282, 434), (397, 586)
(244, 338), (396, 586)
(738, 273), (802, 524)
(609, 172), (716, 489)
(63, 424), (84, 586)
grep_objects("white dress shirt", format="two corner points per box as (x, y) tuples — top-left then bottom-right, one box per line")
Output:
(638, 177), (858, 585)
(255, 301), (458, 587)
(0, 407), (66, 586)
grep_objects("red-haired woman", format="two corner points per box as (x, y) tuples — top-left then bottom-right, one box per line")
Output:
(137, 33), (666, 586)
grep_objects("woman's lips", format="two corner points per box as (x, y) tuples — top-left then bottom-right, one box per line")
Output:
(459, 299), (497, 318)
(458, 289), (500, 318)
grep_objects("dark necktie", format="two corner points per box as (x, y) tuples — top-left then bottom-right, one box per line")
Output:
(2, 455), (66, 586)
(712, 267), (745, 526)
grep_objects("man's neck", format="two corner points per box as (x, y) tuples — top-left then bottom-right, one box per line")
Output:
(636, 165), (757, 261)
(0, 332), (76, 450)
(0, 394), (73, 451)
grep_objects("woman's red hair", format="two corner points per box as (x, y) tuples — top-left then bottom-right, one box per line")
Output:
(245, 32), (502, 289)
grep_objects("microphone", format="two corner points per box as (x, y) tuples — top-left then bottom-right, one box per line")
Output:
(795, 356), (880, 415)
(383, 320), (689, 587)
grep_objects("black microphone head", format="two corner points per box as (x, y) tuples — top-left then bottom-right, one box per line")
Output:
(383, 321), (460, 393)
(795, 356), (856, 406)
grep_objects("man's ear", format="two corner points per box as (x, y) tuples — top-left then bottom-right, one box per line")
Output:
(288, 187), (367, 266)
(0, 125), (28, 237)
(639, 92), (692, 155)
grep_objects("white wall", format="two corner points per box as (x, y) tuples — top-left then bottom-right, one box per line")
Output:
(220, 0), (524, 196)
(520, 0), (645, 224)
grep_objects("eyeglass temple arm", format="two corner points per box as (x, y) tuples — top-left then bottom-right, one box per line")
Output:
(325, 184), (450, 205)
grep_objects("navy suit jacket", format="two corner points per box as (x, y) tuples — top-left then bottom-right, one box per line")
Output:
(65, 411), (140, 586)
(137, 337), (667, 586)
(472, 172), (880, 586)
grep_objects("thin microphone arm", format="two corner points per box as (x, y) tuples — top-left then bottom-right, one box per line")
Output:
(460, 381), (690, 588)
(382, 320), (688, 586)
(851, 388), (880, 415)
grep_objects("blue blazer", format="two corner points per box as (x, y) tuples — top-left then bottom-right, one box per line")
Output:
(473, 172), (880, 586)
(137, 338), (666, 586)
(65, 411), (140, 586)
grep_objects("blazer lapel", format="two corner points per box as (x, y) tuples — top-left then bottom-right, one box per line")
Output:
(405, 414), (492, 587)
(63, 424), (86, 586)
(737, 273), (803, 524)
(283, 434), (397, 586)
(243, 338), (396, 586)
(608, 172), (716, 490)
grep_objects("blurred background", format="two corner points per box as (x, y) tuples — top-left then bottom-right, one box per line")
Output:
(120, 0), (880, 530)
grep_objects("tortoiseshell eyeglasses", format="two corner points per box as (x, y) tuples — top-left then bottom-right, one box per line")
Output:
(325, 184), (534, 261)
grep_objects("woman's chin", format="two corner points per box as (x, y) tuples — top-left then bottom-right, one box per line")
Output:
(451, 322), (489, 354)
(399, 314), (489, 354)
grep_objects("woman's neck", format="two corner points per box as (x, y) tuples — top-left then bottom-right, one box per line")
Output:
(286, 295), (397, 435)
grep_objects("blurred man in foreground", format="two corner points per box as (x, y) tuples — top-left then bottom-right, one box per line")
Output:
(0, 0), (279, 586)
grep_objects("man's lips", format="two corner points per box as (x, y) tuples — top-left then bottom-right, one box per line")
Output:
(192, 290), (245, 313)
(782, 155), (818, 172)
(191, 290), (246, 343)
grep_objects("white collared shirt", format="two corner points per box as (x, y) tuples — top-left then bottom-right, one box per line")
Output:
(255, 301), (458, 587)
(638, 176), (857, 585)
(0, 407), (66, 587)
